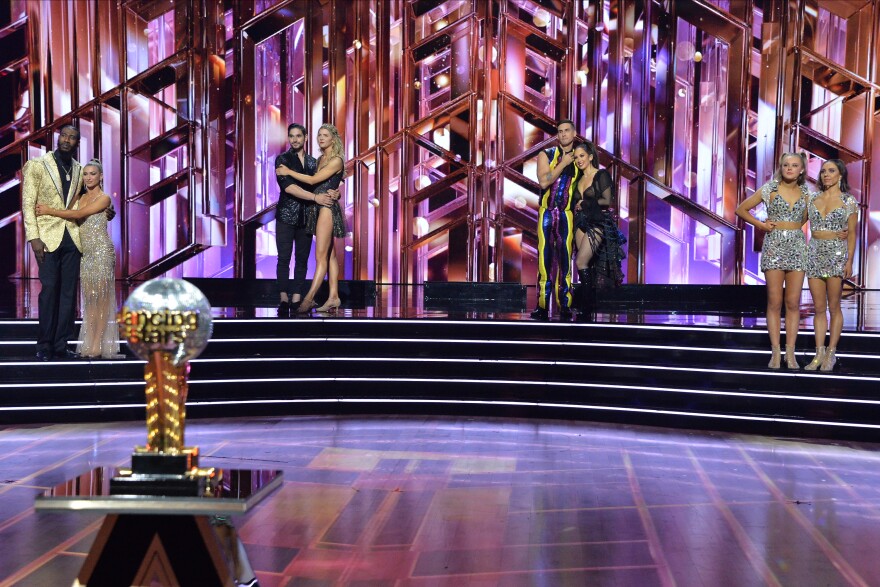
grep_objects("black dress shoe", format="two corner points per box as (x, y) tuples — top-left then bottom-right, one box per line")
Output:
(56, 349), (80, 360)
(278, 301), (290, 318)
(559, 307), (573, 321)
(35, 350), (52, 362)
(530, 307), (549, 321)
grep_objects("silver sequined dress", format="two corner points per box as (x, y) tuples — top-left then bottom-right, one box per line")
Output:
(76, 204), (120, 358)
(806, 193), (858, 279)
(759, 181), (809, 273)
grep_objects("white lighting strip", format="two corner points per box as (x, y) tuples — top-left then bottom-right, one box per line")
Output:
(186, 356), (880, 380)
(188, 398), (880, 430)
(4, 396), (871, 431)
(6, 317), (880, 338)
(212, 318), (880, 338)
(178, 376), (880, 405)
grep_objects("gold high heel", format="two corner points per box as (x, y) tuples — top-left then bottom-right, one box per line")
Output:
(819, 347), (837, 372)
(804, 346), (825, 371)
(296, 297), (317, 314)
(784, 345), (800, 370)
(315, 297), (341, 313)
(767, 346), (781, 369)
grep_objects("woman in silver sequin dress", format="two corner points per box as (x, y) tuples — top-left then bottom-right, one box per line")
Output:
(277, 123), (346, 314)
(803, 160), (858, 372)
(735, 153), (810, 370)
(36, 159), (119, 359)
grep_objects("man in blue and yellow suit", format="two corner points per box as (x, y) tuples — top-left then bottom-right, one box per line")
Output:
(22, 125), (84, 361)
(531, 119), (579, 321)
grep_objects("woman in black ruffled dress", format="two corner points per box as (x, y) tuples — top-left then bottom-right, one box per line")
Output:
(571, 142), (626, 313)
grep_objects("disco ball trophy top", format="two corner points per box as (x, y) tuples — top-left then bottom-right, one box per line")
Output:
(111, 278), (215, 496)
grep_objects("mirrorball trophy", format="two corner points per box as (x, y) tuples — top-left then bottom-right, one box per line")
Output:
(112, 278), (214, 496)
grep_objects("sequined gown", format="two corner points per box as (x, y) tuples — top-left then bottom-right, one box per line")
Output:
(806, 193), (858, 279)
(76, 206), (119, 358)
(305, 161), (346, 238)
(759, 181), (809, 272)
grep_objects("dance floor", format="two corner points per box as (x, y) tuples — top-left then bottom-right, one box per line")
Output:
(2, 415), (880, 586)
(2, 281), (879, 584)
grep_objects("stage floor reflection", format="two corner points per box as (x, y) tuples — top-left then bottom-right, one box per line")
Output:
(1, 415), (879, 586)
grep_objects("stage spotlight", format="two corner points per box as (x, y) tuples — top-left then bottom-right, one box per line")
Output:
(533, 9), (551, 27)
(414, 216), (430, 237)
(435, 73), (450, 88)
(433, 18), (448, 31)
(478, 46), (498, 62)
(694, 51), (703, 62)
(413, 80), (422, 89)
(370, 198), (380, 207)
(353, 39), (362, 50)
(575, 70), (588, 85)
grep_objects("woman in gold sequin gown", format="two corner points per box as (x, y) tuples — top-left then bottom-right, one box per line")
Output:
(36, 159), (119, 359)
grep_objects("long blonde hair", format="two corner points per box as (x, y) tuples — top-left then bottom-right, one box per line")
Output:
(317, 123), (344, 169)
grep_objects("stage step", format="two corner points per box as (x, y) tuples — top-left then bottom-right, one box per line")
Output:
(1, 318), (878, 440)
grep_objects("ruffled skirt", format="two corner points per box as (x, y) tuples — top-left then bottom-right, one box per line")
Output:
(575, 210), (627, 287)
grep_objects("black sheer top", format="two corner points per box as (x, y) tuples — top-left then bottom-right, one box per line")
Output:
(574, 168), (614, 223)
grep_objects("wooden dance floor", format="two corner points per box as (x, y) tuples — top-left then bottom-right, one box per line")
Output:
(2, 415), (879, 586)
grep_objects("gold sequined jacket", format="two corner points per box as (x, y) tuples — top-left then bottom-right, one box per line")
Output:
(22, 152), (83, 253)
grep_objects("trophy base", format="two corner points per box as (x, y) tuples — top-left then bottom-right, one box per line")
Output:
(130, 446), (199, 475)
(110, 472), (210, 497)
(111, 447), (213, 496)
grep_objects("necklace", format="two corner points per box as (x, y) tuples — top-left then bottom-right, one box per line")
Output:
(54, 153), (72, 182)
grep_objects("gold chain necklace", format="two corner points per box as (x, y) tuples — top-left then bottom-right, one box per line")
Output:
(54, 153), (72, 182)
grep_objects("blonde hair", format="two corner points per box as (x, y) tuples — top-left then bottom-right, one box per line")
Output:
(772, 152), (807, 185)
(317, 123), (344, 169)
(84, 158), (103, 173)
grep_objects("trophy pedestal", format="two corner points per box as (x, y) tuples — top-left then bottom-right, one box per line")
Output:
(36, 467), (281, 587)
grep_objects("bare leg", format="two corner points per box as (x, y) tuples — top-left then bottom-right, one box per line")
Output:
(782, 270), (805, 348)
(327, 239), (339, 301)
(763, 270), (784, 349)
(808, 277), (828, 349)
(301, 208), (334, 307)
(826, 276), (844, 349)
(805, 277), (827, 370)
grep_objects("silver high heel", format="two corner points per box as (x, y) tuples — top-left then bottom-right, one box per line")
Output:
(819, 347), (837, 372)
(784, 345), (800, 370)
(804, 346), (825, 371)
(767, 346), (781, 369)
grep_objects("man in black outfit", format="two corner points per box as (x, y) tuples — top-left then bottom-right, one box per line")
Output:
(274, 123), (317, 317)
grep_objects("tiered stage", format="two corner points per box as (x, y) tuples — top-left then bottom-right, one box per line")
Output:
(2, 282), (878, 441)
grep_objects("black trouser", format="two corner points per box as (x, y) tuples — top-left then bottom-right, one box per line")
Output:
(37, 229), (81, 354)
(276, 221), (312, 298)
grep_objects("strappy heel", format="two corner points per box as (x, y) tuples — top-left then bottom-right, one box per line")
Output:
(316, 297), (341, 313)
(767, 346), (781, 369)
(804, 346), (825, 371)
(784, 345), (800, 370)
